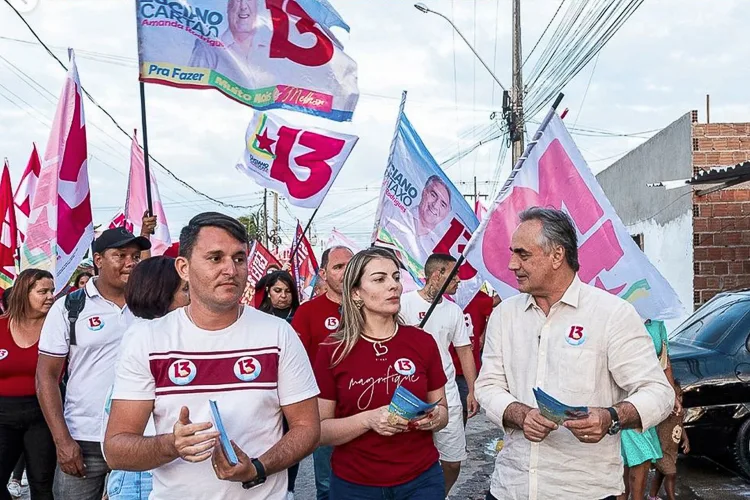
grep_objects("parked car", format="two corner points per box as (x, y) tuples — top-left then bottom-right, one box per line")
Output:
(670, 290), (750, 477)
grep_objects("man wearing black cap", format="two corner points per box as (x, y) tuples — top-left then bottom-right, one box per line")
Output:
(36, 227), (151, 500)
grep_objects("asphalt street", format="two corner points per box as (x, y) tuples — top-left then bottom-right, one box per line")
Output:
(15, 413), (750, 499)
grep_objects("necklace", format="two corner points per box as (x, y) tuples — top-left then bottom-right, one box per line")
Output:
(185, 306), (242, 327)
(360, 324), (399, 357)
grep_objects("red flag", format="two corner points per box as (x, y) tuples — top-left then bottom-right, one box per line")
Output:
(20, 50), (94, 292)
(241, 240), (281, 307)
(291, 223), (319, 300)
(13, 144), (41, 243)
(0, 161), (18, 288)
(107, 210), (133, 232)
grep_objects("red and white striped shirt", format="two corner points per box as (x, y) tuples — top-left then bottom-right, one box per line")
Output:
(112, 306), (319, 500)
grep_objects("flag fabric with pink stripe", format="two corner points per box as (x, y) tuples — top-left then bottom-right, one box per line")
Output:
(125, 131), (171, 255)
(0, 161), (18, 288)
(13, 144), (41, 243)
(20, 50), (94, 292)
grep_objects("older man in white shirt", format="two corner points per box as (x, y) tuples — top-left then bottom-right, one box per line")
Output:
(475, 207), (674, 500)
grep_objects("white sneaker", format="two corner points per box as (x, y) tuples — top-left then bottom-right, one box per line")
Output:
(7, 480), (22, 498)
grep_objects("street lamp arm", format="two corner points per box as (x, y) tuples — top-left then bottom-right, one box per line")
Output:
(414, 3), (507, 92)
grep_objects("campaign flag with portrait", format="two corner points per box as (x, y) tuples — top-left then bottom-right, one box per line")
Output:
(463, 112), (684, 320)
(236, 111), (358, 208)
(135, 0), (359, 121)
(371, 112), (484, 307)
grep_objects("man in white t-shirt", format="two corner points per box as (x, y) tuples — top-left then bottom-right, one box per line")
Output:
(400, 253), (478, 497)
(104, 212), (320, 500)
(36, 227), (152, 500)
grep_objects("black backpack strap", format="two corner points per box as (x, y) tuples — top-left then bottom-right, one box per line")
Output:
(64, 289), (86, 347)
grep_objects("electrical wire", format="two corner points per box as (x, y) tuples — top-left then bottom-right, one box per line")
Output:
(522, 0), (567, 67)
(2, 0), (258, 210)
(573, 52), (599, 128)
(524, 0), (646, 120)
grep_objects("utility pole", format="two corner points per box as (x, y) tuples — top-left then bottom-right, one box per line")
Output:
(272, 191), (279, 253)
(262, 189), (268, 246)
(463, 176), (488, 205)
(511, 0), (525, 165)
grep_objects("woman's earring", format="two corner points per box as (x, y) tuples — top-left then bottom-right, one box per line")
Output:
(353, 299), (364, 310)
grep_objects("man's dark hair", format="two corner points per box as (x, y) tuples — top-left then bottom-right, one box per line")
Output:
(179, 212), (248, 258)
(320, 245), (352, 270)
(519, 207), (580, 272)
(424, 253), (456, 280)
(125, 256), (183, 320)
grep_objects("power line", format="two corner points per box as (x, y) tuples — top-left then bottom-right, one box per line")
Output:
(522, 0), (567, 67)
(573, 52), (599, 128)
(2, 0), (257, 210)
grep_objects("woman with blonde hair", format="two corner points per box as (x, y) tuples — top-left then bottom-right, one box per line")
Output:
(314, 247), (449, 499)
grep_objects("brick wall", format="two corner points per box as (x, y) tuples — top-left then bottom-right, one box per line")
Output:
(692, 117), (750, 308)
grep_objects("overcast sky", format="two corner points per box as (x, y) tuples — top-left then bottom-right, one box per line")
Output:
(1, 0), (748, 251)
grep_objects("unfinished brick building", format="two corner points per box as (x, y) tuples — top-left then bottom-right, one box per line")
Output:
(597, 110), (750, 325)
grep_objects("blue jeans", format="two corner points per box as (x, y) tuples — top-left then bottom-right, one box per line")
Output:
(313, 445), (333, 500)
(330, 462), (444, 500)
(107, 470), (152, 500)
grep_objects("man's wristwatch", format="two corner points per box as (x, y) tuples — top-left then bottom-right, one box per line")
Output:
(242, 458), (267, 489)
(606, 407), (621, 435)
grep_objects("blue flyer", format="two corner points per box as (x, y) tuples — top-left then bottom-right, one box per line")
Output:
(533, 388), (589, 425)
(209, 400), (239, 466)
(388, 386), (440, 421)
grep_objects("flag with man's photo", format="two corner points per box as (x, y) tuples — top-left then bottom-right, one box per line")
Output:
(135, 0), (359, 121)
(371, 108), (484, 307)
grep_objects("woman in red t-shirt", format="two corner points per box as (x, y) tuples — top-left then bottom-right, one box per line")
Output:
(314, 247), (449, 499)
(0, 269), (56, 500)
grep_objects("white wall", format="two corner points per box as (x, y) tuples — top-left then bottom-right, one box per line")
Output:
(627, 210), (694, 333)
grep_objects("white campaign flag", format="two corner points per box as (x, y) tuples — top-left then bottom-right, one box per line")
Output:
(236, 111), (357, 208)
(135, 0), (359, 121)
(464, 112), (684, 320)
(372, 111), (484, 308)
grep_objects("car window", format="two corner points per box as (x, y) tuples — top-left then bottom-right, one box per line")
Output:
(669, 294), (750, 354)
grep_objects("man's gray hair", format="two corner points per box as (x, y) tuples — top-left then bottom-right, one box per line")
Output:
(519, 207), (580, 272)
(424, 175), (452, 204)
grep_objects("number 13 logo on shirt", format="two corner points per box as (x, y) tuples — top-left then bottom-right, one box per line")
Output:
(566, 325), (586, 346)
(168, 359), (197, 386)
(234, 356), (262, 382)
(394, 358), (416, 376)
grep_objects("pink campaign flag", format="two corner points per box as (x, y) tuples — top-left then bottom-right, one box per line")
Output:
(474, 199), (487, 221)
(20, 50), (94, 292)
(463, 111), (683, 320)
(13, 144), (41, 243)
(125, 131), (171, 255)
(0, 161), (18, 288)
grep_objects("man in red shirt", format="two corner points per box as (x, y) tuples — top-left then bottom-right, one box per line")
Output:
(291, 245), (353, 500)
(450, 290), (500, 425)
